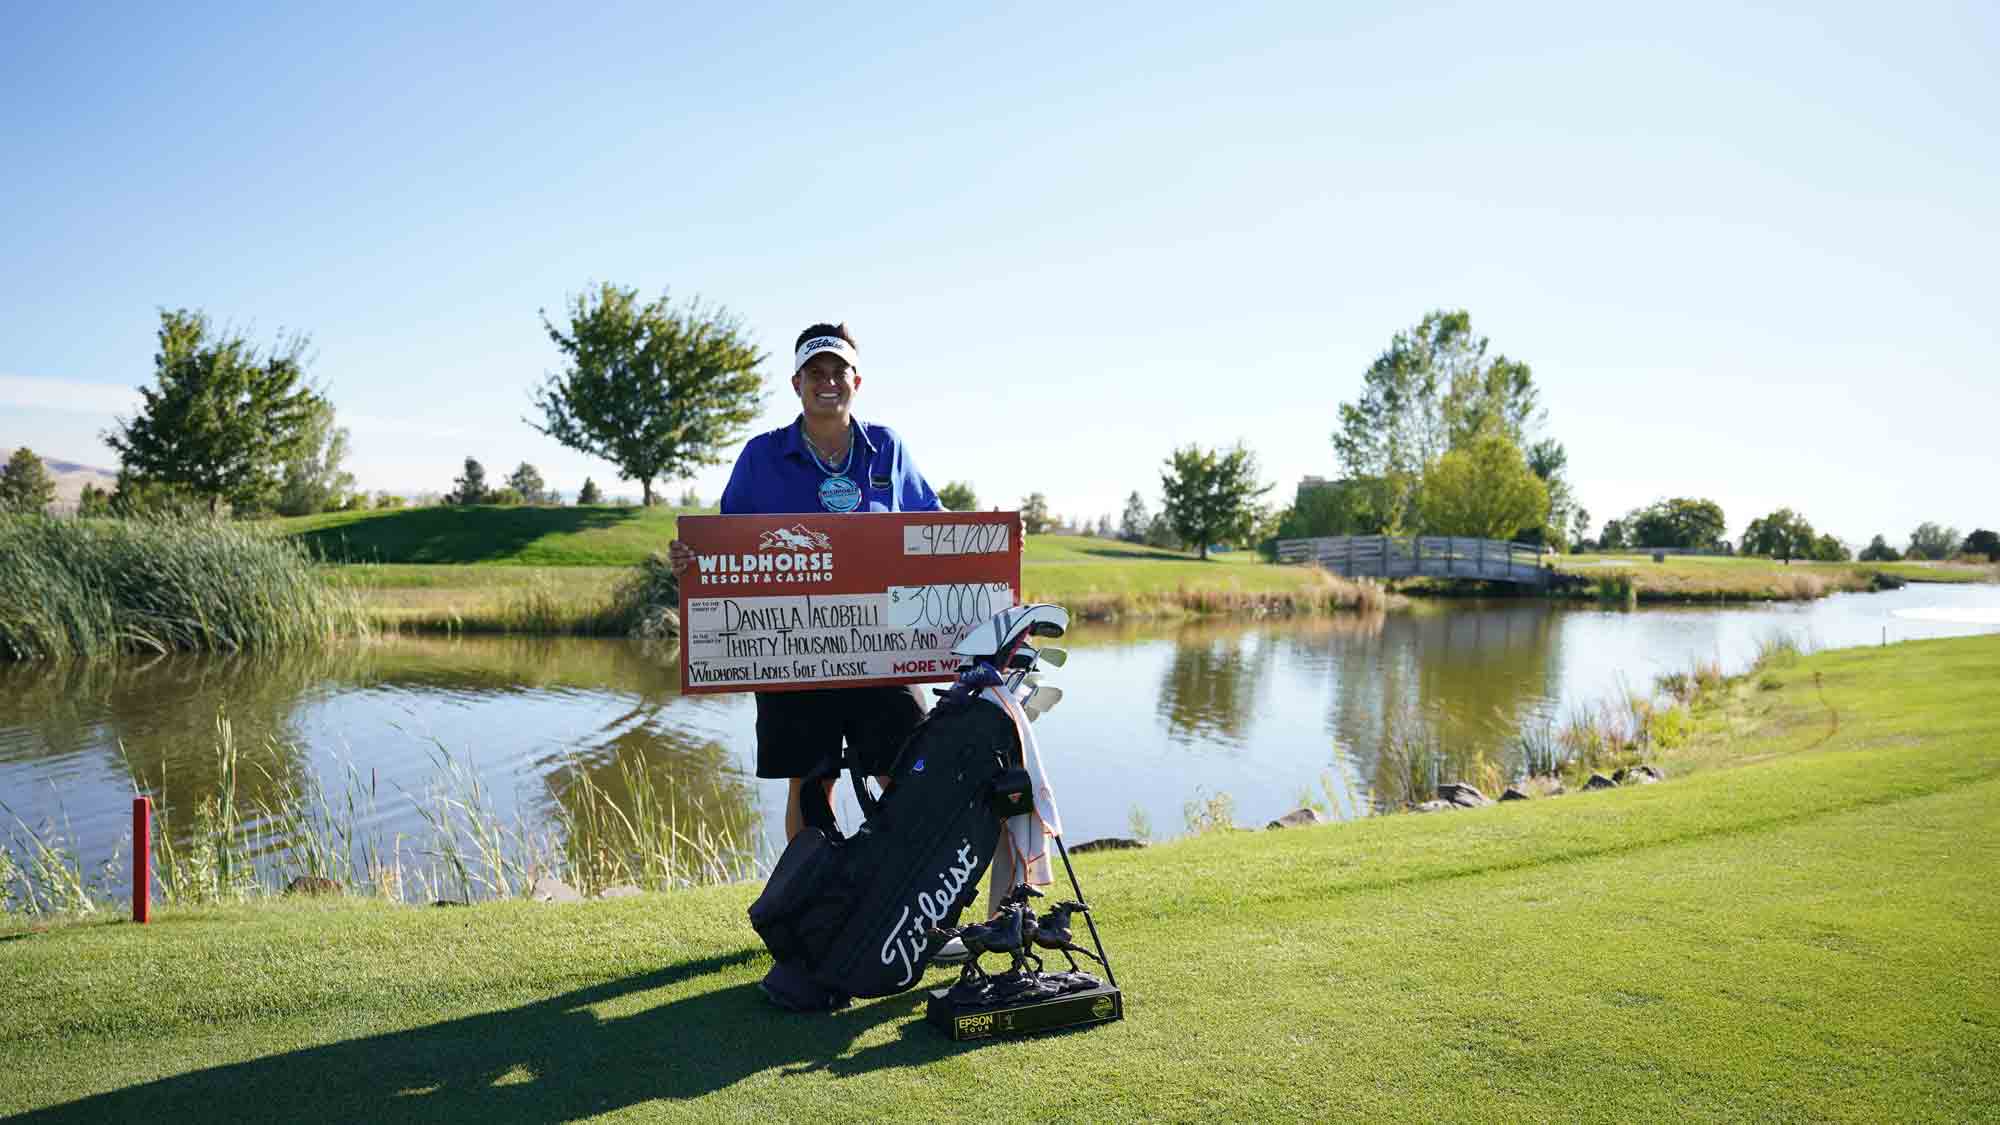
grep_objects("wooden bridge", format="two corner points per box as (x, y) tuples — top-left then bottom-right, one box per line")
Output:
(1276, 535), (1554, 587)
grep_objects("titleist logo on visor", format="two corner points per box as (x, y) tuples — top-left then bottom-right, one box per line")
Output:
(794, 336), (858, 370)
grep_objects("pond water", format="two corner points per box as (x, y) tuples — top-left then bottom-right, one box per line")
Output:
(3, 583), (1997, 891)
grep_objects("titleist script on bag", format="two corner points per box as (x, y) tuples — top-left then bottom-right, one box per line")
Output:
(879, 840), (980, 988)
(677, 511), (1023, 694)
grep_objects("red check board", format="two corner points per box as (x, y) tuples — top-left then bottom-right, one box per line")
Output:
(676, 511), (1022, 694)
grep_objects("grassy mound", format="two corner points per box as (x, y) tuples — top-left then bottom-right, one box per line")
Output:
(4, 635), (1996, 1120)
(0, 515), (360, 661)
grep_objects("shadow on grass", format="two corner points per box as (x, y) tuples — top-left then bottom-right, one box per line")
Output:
(18, 948), (969, 1122)
(296, 506), (644, 565)
(1062, 544), (1197, 562)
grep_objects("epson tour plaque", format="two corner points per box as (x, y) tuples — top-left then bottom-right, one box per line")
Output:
(675, 511), (1022, 694)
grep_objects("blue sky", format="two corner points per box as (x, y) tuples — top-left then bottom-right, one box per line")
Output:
(3, 1), (1994, 546)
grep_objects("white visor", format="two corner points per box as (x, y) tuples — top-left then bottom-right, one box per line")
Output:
(795, 335), (860, 373)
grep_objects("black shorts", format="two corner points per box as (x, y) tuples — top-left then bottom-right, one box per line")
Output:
(753, 685), (926, 780)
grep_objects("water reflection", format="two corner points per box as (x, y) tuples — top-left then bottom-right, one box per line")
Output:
(0, 636), (762, 892)
(2, 584), (1997, 889)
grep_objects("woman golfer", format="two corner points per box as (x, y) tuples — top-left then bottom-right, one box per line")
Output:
(669, 322), (944, 840)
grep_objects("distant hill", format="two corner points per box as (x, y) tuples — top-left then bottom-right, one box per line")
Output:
(3, 449), (116, 513)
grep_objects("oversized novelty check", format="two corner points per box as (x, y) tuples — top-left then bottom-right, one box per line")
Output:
(676, 511), (1022, 694)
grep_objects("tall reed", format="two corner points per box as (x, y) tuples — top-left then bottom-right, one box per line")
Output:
(0, 513), (364, 661)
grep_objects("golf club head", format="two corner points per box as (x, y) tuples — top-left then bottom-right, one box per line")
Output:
(1023, 683), (1064, 719)
(1036, 646), (1068, 668)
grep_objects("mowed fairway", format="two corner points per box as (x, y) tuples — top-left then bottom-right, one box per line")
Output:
(4, 637), (1996, 1122)
(287, 507), (1336, 628)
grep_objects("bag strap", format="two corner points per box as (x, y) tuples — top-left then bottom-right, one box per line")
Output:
(797, 746), (884, 838)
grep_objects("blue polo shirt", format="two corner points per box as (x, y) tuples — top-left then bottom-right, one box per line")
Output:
(720, 416), (943, 515)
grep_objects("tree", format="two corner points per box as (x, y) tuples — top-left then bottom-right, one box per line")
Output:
(1810, 533), (1851, 562)
(274, 398), (356, 516)
(1272, 478), (1384, 541)
(1415, 432), (1549, 540)
(1095, 513), (1114, 538)
(676, 486), (700, 508)
(77, 482), (113, 518)
(1742, 508), (1817, 563)
(0, 448), (58, 514)
(1332, 310), (1542, 531)
(577, 477), (603, 505)
(1119, 492), (1150, 541)
(1144, 511), (1181, 549)
(1020, 492), (1051, 535)
(1627, 498), (1727, 551)
(1857, 534), (1899, 562)
(1906, 522), (1960, 561)
(507, 463), (547, 505)
(103, 310), (322, 515)
(938, 481), (978, 512)
(1600, 518), (1628, 551)
(530, 283), (765, 507)
(373, 492), (406, 510)
(1523, 438), (1572, 549)
(447, 458), (490, 505)
(1963, 529), (2000, 562)
(1570, 507), (1592, 551)
(1160, 443), (1274, 560)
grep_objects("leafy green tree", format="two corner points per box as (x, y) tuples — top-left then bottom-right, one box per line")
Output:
(1857, 533), (1899, 562)
(938, 481), (978, 511)
(373, 492), (406, 510)
(576, 477), (603, 505)
(1522, 438), (1572, 549)
(1019, 492), (1051, 535)
(103, 309), (322, 514)
(274, 398), (355, 516)
(1145, 511), (1181, 549)
(1742, 508), (1817, 563)
(488, 487), (524, 506)
(1119, 492), (1150, 541)
(1095, 513), (1114, 537)
(507, 463), (547, 505)
(1416, 432), (1549, 540)
(0, 448), (58, 514)
(1628, 498), (1727, 550)
(1273, 478), (1384, 541)
(1963, 529), (2000, 562)
(109, 468), (198, 515)
(1161, 443), (1274, 560)
(1333, 310), (1541, 531)
(1570, 507), (1592, 551)
(1810, 533), (1850, 562)
(530, 283), (766, 507)
(77, 482), (113, 518)
(447, 458), (490, 505)
(1906, 522), (1960, 561)
(676, 486), (701, 508)
(1599, 518), (1628, 551)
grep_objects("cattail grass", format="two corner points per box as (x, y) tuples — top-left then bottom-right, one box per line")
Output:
(0, 513), (364, 661)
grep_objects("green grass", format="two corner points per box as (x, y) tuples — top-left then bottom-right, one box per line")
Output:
(1554, 552), (1996, 602)
(280, 504), (699, 566)
(5, 635), (1996, 1121)
(280, 507), (1357, 626)
(0, 514), (362, 661)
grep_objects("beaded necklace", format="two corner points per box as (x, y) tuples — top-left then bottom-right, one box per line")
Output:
(803, 421), (855, 477)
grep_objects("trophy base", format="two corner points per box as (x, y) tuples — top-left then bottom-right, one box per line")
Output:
(925, 979), (1123, 1041)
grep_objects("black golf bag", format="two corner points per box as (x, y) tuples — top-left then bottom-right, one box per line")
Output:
(748, 674), (1029, 1009)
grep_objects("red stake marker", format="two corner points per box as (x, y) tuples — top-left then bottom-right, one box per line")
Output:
(132, 796), (152, 924)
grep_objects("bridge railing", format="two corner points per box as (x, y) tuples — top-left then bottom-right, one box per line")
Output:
(1275, 535), (1549, 585)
